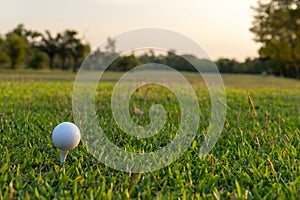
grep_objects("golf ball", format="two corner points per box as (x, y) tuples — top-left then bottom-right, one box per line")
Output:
(52, 122), (81, 151)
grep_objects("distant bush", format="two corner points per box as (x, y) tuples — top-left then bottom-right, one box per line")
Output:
(28, 51), (48, 69)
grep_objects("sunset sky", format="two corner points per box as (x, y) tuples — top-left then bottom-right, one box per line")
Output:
(0, 0), (260, 61)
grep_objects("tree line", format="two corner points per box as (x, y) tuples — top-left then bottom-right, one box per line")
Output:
(0, 24), (266, 74)
(85, 47), (266, 74)
(0, 24), (90, 72)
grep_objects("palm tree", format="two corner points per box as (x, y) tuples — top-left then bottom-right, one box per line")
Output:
(38, 30), (60, 69)
(39, 29), (90, 71)
(57, 30), (90, 71)
(71, 41), (90, 72)
(57, 30), (77, 70)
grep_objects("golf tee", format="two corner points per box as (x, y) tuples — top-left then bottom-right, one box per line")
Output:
(60, 150), (68, 165)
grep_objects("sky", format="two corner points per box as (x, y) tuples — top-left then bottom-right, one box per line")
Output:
(0, 0), (260, 61)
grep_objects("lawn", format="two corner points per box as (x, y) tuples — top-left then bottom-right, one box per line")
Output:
(0, 70), (300, 199)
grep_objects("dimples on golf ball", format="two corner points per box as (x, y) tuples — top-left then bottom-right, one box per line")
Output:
(52, 122), (81, 151)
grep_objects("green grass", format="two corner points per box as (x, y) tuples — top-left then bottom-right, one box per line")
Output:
(0, 71), (300, 199)
(1, 69), (300, 88)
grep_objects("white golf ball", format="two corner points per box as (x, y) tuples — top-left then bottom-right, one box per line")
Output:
(52, 122), (81, 151)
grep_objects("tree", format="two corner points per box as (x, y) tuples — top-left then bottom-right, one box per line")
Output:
(4, 34), (27, 69)
(105, 37), (116, 54)
(139, 49), (159, 64)
(87, 48), (106, 70)
(38, 30), (60, 69)
(56, 30), (90, 71)
(0, 36), (8, 66)
(28, 51), (48, 69)
(109, 54), (141, 71)
(3, 24), (44, 69)
(216, 58), (239, 73)
(62, 31), (91, 72)
(250, 0), (300, 78)
(57, 31), (71, 70)
(6, 24), (42, 66)
(71, 42), (90, 72)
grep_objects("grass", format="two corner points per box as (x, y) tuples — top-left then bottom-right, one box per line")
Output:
(0, 70), (300, 199)
(1, 69), (300, 88)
